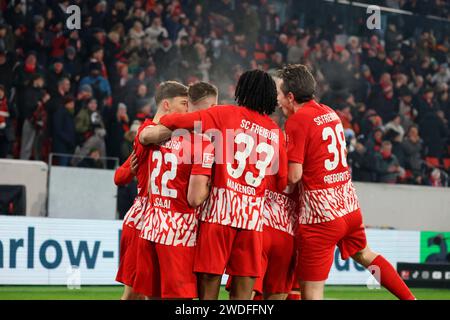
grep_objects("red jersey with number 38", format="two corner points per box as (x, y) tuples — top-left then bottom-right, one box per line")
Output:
(285, 100), (360, 225)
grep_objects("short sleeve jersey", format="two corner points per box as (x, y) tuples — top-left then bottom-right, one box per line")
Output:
(196, 105), (288, 232)
(285, 100), (360, 224)
(141, 132), (214, 247)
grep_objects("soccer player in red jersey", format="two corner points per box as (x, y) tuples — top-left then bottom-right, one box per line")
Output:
(114, 119), (155, 300)
(276, 64), (415, 300)
(140, 70), (288, 300)
(226, 175), (298, 300)
(187, 81), (219, 110)
(133, 81), (214, 299)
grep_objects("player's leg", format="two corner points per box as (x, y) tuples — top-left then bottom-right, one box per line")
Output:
(227, 229), (263, 300)
(262, 228), (295, 300)
(194, 222), (235, 300)
(351, 246), (415, 300)
(229, 276), (257, 300)
(299, 281), (326, 300)
(116, 224), (141, 300)
(286, 289), (301, 300)
(264, 293), (289, 300)
(295, 220), (345, 300)
(121, 285), (141, 300)
(197, 273), (222, 300)
(341, 210), (415, 300)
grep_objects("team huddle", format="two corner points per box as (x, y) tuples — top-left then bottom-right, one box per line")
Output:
(114, 65), (416, 300)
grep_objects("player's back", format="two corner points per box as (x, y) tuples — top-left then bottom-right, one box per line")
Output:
(147, 132), (213, 247)
(198, 105), (286, 231)
(285, 100), (359, 224)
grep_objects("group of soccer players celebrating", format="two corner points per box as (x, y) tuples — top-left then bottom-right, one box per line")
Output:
(114, 64), (416, 300)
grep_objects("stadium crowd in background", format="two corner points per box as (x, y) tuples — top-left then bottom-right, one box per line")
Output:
(0, 0), (449, 188)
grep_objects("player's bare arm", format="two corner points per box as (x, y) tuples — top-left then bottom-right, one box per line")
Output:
(288, 162), (303, 185)
(187, 175), (211, 208)
(139, 124), (173, 145)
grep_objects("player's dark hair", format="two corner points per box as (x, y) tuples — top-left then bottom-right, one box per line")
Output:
(155, 81), (188, 106)
(188, 82), (218, 103)
(276, 64), (316, 104)
(235, 69), (277, 115)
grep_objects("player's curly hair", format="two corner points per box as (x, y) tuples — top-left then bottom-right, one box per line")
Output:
(276, 64), (316, 104)
(235, 69), (277, 115)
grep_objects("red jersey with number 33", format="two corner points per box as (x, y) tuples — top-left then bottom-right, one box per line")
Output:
(285, 100), (360, 225)
(196, 105), (288, 232)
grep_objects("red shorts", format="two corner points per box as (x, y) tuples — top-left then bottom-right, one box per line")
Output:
(194, 222), (263, 277)
(296, 209), (367, 282)
(254, 226), (296, 295)
(225, 226), (296, 295)
(133, 238), (197, 299)
(115, 224), (139, 287)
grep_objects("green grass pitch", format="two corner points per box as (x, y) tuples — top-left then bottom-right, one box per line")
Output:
(0, 286), (450, 300)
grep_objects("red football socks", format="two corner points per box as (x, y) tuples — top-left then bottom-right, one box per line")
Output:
(369, 255), (415, 300)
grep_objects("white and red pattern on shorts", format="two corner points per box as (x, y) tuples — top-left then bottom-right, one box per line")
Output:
(298, 179), (360, 225)
(123, 196), (148, 230)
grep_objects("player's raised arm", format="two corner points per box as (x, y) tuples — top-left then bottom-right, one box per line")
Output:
(159, 110), (202, 131)
(139, 124), (173, 145)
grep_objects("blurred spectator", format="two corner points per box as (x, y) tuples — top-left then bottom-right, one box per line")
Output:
(79, 62), (111, 108)
(425, 168), (449, 187)
(0, 84), (10, 157)
(46, 58), (68, 96)
(52, 95), (76, 166)
(384, 114), (405, 141)
(13, 51), (44, 125)
(20, 74), (49, 160)
(72, 98), (107, 167)
(47, 76), (71, 135)
(402, 125), (424, 178)
(105, 102), (129, 165)
(154, 36), (179, 80)
(121, 120), (140, 162)
(374, 141), (405, 183)
(0, 49), (13, 96)
(348, 140), (375, 182)
(419, 110), (449, 158)
(145, 17), (168, 51)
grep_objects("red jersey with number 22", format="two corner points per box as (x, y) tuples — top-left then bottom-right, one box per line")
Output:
(141, 132), (214, 247)
(285, 100), (360, 225)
